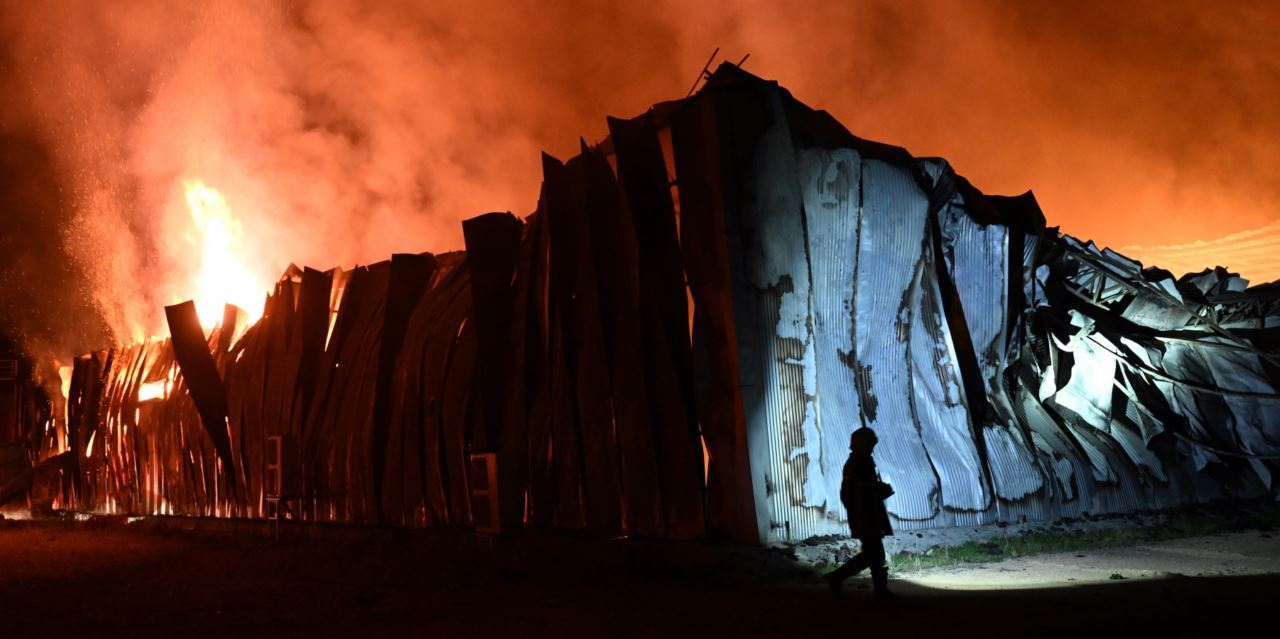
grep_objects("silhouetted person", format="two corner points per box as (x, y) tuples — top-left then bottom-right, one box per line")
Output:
(826, 427), (897, 599)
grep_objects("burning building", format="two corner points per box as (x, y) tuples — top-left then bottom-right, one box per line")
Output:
(18, 65), (1279, 543)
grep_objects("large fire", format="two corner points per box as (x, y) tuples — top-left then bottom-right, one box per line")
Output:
(182, 180), (266, 328)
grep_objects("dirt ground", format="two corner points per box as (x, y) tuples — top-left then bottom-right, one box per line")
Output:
(1, 513), (1277, 638)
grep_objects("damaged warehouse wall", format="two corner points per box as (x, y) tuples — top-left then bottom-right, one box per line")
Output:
(39, 65), (1280, 543)
(682, 67), (1280, 542)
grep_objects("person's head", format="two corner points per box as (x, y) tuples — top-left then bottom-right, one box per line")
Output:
(850, 427), (878, 453)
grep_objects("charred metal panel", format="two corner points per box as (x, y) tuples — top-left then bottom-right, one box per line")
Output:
(415, 262), (471, 525)
(542, 154), (589, 533)
(463, 213), (525, 527)
(671, 87), (759, 543)
(608, 114), (705, 539)
(579, 146), (665, 538)
(292, 267), (334, 437)
(522, 204), (558, 531)
(330, 262), (389, 522)
(440, 300), (477, 526)
(165, 301), (236, 477)
(462, 214), (523, 449)
(493, 215), (535, 532)
(374, 254), (433, 523)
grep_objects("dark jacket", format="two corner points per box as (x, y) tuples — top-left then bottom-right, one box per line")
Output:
(840, 451), (893, 538)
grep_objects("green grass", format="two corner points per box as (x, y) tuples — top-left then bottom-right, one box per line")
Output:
(882, 503), (1280, 573)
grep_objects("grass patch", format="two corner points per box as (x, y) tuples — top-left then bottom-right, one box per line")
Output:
(885, 503), (1280, 573)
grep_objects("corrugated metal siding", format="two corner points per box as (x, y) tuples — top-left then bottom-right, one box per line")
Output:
(794, 146), (866, 540)
(852, 158), (939, 522)
(927, 165), (1045, 514)
(728, 90), (833, 543)
(719, 81), (1279, 543)
(910, 237), (990, 511)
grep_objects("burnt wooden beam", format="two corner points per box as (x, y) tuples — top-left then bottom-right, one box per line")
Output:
(165, 301), (237, 479)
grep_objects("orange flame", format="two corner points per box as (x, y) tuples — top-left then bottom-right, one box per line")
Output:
(183, 180), (266, 328)
(58, 365), (72, 400)
(137, 367), (177, 402)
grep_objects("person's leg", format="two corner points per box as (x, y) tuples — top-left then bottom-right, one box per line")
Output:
(825, 534), (873, 597)
(862, 537), (897, 599)
(828, 551), (870, 582)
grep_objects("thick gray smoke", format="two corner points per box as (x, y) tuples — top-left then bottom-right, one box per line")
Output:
(1, 0), (1277, 355)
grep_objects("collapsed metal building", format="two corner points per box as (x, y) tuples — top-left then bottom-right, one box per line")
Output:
(40, 65), (1280, 543)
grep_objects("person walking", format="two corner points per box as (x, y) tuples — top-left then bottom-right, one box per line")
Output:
(826, 426), (897, 599)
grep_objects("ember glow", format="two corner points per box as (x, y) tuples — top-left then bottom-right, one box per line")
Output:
(137, 379), (169, 403)
(183, 181), (266, 328)
(58, 365), (72, 401)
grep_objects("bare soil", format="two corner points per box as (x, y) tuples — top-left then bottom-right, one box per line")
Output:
(1, 513), (1277, 637)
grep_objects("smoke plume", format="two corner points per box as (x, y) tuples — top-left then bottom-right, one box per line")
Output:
(1, 0), (1277, 355)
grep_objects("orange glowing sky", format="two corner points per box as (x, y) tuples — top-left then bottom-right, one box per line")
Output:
(1, 0), (1277, 348)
